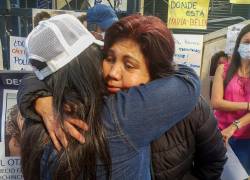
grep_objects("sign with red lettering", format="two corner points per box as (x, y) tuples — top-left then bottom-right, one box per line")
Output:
(167, 0), (210, 29)
(9, 36), (32, 71)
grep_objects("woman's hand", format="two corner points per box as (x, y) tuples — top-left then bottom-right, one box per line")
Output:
(35, 96), (88, 151)
(221, 124), (237, 145)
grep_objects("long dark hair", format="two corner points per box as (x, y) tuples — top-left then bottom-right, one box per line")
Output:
(21, 44), (111, 180)
(104, 14), (176, 80)
(224, 24), (250, 87)
(209, 51), (227, 76)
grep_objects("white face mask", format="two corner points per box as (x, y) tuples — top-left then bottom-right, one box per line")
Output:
(238, 43), (250, 60)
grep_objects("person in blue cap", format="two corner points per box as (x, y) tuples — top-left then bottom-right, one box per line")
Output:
(87, 4), (118, 40)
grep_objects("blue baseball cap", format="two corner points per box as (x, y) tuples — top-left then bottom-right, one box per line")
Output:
(87, 4), (118, 31)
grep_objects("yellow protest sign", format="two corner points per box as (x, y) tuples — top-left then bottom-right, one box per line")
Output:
(167, 0), (210, 29)
(230, 0), (250, 4)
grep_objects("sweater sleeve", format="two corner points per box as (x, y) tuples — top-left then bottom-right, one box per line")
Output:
(106, 64), (200, 148)
(17, 74), (52, 121)
(192, 97), (227, 180)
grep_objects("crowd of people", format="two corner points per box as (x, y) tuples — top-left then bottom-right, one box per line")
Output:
(13, 3), (250, 180)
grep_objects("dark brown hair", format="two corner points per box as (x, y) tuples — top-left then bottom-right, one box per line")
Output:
(21, 45), (111, 180)
(34, 11), (51, 27)
(209, 51), (228, 76)
(104, 14), (176, 80)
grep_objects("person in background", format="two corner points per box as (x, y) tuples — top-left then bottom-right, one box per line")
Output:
(77, 14), (87, 27)
(5, 104), (24, 156)
(209, 51), (228, 98)
(19, 14), (226, 180)
(33, 11), (51, 27)
(210, 51), (228, 77)
(19, 14), (200, 180)
(86, 4), (118, 40)
(211, 24), (250, 175)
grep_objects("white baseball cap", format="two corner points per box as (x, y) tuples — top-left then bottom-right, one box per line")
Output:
(25, 14), (103, 80)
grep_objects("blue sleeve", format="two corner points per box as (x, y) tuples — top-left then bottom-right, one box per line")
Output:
(108, 65), (200, 148)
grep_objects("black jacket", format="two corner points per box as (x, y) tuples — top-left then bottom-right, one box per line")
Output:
(151, 97), (227, 180)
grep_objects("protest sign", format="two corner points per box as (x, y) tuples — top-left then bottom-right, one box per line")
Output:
(0, 89), (23, 179)
(168, 0), (210, 29)
(173, 34), (203, 76)
(9, 36), (31, 71)
(0, 72), (29, 180)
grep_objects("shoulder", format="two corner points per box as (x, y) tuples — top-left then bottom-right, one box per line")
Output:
(156, 97), (210, 140)
(184, 97), (211, 125)
(189, 98), (218, 137)
(178, 97), (219, 137)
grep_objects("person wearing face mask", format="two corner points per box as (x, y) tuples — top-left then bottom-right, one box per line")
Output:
(211, 24), (250, 174)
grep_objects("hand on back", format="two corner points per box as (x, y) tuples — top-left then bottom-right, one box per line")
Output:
(35, 96), (88, 151)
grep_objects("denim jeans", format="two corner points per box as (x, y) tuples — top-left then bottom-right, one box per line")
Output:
(229, 137), (250, 175)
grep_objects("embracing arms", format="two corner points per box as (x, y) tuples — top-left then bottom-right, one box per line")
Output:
(17, 74), (88, 150)
(18, 65), (200, 149)
(109, 64), (200, 147)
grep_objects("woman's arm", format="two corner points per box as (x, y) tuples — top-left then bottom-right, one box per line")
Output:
(221, 113), (250, 144)
(18, 65), (200, 149)
(211, 64), (248, 111)
(17, 75), (87, 150)
(109, 64), (200, 147)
